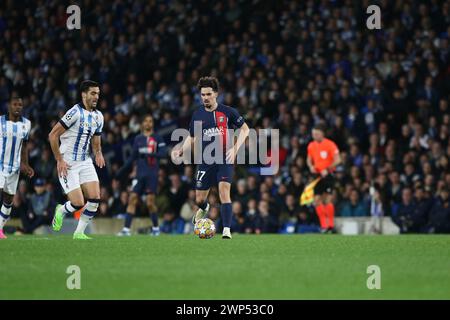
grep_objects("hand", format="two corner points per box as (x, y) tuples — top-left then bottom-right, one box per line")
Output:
(320, 169), (328, 177)
(309, 166), (317, 174)
(171, 148), (183, 161)
(57, 159), (70, 178)
(226, 147), (236, 164)
(95, 152), (105, 168)
(21, 164), (35, 178)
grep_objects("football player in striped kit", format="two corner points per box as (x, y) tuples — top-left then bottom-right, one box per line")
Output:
(0, 96), (35, 239)
(48, 80), (105, 240)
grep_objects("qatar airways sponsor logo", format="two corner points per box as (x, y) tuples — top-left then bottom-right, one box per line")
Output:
(202, 127), (224, 137)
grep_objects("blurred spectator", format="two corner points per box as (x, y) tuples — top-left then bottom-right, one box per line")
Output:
(392, 188), (417, 233)
(368, 185), (384, 234)
(339, 189), (368, 217)
(160, 212), (185, 234)
(256, 200), (279, 233)
(424, 188), (450, 234)
(296, 205), (321, 234)
(180, 190), (196, 233)
(110, 191), (129, 216)
(20, 179), (54, 234)
(231, 201), (246, 233)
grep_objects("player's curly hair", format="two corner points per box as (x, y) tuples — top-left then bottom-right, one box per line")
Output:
(197, 76), (219, 92)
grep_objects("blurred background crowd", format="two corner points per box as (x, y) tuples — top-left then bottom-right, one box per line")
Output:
(0, 0), (449, 234)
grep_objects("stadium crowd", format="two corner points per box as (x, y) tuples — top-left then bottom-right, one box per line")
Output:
(0, 0), (449, 234)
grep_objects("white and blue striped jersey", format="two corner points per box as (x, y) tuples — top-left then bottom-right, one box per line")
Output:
(0, 115), (31, 175)
(59, 103), (104, 162)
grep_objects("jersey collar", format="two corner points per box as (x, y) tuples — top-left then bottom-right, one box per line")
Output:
(79, 101), (96, 112)
(5, 113), (24, 123)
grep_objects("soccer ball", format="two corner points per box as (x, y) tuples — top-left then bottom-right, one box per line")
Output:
(194, 218), (216, 239)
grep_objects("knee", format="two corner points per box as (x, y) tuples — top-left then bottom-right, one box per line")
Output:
(86, 199), (100, 212)
(129, 194), (139, 206)
(147, 197), (156, 208)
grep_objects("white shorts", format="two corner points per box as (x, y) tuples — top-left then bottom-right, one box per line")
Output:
(59, 157), (99, 194)
(0, 171), (20, 195)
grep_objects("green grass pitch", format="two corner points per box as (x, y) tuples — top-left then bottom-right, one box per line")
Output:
(1, 234), (449, 299)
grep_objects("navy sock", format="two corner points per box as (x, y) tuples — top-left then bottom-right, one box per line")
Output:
(197, 202), (208, 211)
(124, 213), (133, 229)
(221, 203), (232, 228)
(150, 212), (159, 227)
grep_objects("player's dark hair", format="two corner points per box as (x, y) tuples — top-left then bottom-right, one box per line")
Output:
(197, 76), (219, 92)
(142, 114), (153, 123)
(80, 80), (100, 94)
(10, 95), (22, 102)
(313, 123), (327, 133)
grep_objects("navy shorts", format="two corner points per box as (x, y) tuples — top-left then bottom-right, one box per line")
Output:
(132, 175), (158, 195)
(195, 164), (233, 190)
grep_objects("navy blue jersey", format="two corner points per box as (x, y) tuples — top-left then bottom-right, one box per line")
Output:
(120, 133), (166, 177)
(189, 104), (245, 163)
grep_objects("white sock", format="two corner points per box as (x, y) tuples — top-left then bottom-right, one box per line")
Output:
(75, 214), (91, 234)
(62, 201), (79, 217)
(0, 204), (12, 229)
(123, 227), (130, 232)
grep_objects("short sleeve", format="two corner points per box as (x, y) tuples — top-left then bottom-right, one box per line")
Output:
(228, 107), (245, 128)
(59, 106), (79, 129)
(24, 120), (31, 141)
(94, 112), (104, 136)
(330, 140), (339, 155)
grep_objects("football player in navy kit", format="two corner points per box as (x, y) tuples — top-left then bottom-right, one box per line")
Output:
(172, 77), (250, 239)
(116, 114), (167, 236)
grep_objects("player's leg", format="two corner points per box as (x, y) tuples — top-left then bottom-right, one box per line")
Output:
(117, 191), (139, 236)
(0, 191), (13, 239)
(194, 189), (210, 223)
(192, 165), (213, 223)
(313, 179), (328, 231)
(321, 175), (336, 233)
(0, 172), (20, 239)
(217, 165), (234, 239)
(76, 181), (100, 239)
(218, 182), (232, 239)
(53, 164), (85, 232)
(74, 161), (101, 239)
(323, 193), (336, 233)
(146, 193), (160, 236)
(53, 188), (85, 231)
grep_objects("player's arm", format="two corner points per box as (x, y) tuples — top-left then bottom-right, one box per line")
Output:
(172, 135), (196, 159)
(226, 122), (250, 163)
(226, 109), (249, 163)
(321, 144), (341, 176)
(307, 154), (316, 174)
(48, 122), (70, 177)
(92, 113), (105, 168)
(306, 143), (316, 174)
(150, 140), (167, 158)
(91, 135), (105, 168)
(20, 140), (34, 178)
(329, 152), (341, 170)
